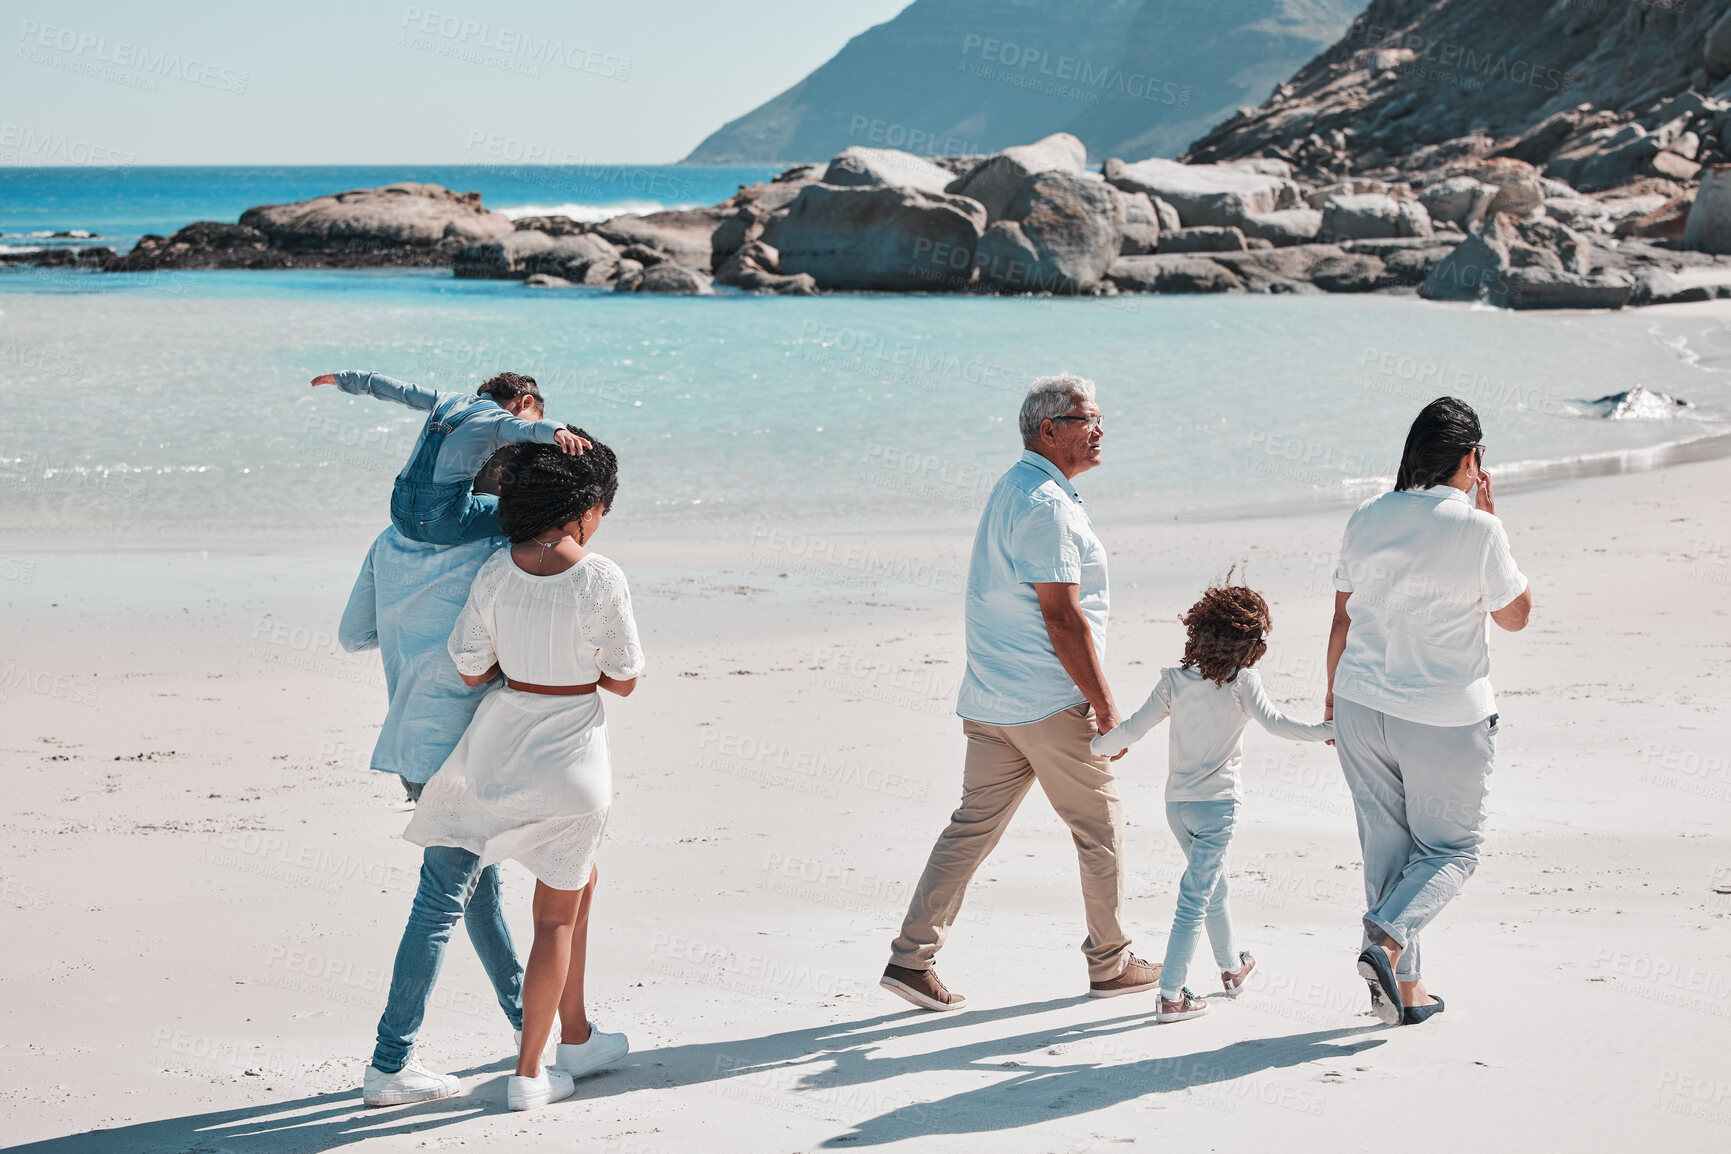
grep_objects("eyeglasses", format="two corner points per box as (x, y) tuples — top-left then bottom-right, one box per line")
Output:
(1050, 415), (1105, 432)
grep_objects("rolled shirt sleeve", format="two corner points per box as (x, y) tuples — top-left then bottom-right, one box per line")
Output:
(1479, 517), (1528, 612)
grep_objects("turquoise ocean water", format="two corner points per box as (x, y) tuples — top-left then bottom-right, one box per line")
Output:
(2, 166), (1729, 543)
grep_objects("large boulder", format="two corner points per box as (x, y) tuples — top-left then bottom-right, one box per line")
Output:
(1381, 245), (1459, 286)
(1420, 218), (1515, 302)
(239, 183), (513, 253)
(1309, 254), (1387, 293)
(1160, 226), (1248, 253)
(1467, 159), (1545, 218)
(1419, 177), (1496, 229)
(947, 133), (1088, 221)
(614, 264), (714, 294)
(1616, 197), (1693, 241)
(977, 170), (1121, 293)
(1208, 244), (1345, 292)
(1504, 269), (1634, 310)
(774, 184), (987, 291)
(713, 240), (820, 294)
(536, 234), (621, 279)
(1685, 165), (1731, 254)
(453, 230), (555, 278)
(592, 207), (729, 268)
(822, 147), (956, 196)
(104, 221), (283, 271)
(1103, 157), (1298, 229)
(1421, 214), (1592, 304)
(1321, 194), (1403, 242)
(1551, 125), (1663, 193)
(1237, 208), (1322, 246)
(1105, 255), (1244, 294)
(1113, 189), (1161, 255)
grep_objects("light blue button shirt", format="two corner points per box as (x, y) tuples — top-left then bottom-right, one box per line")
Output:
(956, 450), (1109, 726)
(337, 527), (506, 782)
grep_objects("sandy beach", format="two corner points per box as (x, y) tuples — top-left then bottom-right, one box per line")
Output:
(2, 426), (1729, 1152)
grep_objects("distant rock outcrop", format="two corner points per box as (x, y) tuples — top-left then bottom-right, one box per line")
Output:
(240, 183), (513, 254)
(683, 0), (1369, 164)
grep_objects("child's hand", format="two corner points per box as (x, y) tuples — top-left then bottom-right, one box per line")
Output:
(310, 374), (337, 387)
(553, 428), (590, 456)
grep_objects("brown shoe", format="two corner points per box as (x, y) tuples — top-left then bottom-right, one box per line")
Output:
(881, 963), (967, 1011)
(1088, 954), (1163, 999)
(1221, 951), (1255, 997)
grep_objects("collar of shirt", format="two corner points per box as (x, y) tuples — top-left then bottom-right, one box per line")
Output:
(1018, 449), (1084, 507)
(1409, 484), (1472, 505)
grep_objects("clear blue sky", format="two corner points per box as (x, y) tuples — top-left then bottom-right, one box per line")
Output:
(2, 0), (910, 164)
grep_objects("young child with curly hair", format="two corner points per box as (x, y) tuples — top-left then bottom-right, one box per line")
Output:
(1091, 577), (1333, 1023)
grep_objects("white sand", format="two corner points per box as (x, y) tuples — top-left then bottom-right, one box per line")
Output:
(2, 451), (1729, 1153)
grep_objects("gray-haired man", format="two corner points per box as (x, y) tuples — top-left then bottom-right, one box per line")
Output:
(882, 373), (1161, 1009)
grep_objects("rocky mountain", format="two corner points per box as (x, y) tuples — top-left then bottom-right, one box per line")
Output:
(683, 0), (1368, 164)
(1185, 0), (1731, 188)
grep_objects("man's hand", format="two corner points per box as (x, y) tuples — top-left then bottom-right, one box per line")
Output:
(1475, 468), (1496, 515)
(310, 373), (337, 387)
(553, 428), (589, 456)
(1324, 694), (1334, 746)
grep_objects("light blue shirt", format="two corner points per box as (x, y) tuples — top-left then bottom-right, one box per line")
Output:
(338, 527), (507, 782)
(957, 450), (1109, 726)
(332, 370), (564, 483)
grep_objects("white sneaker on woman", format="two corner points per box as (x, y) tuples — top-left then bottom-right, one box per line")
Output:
(362, 1058), (461, 1106)
(507, 1067), (576, 1111)
(555, 1022), (629, 1079)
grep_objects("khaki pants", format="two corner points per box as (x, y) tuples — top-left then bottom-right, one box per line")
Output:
(889, 703), (1130, 982)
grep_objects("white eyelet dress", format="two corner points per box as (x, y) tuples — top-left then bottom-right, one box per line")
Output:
(404, 549), (645, 890)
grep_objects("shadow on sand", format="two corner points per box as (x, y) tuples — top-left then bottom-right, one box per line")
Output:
(10, 999), (1384, 1152)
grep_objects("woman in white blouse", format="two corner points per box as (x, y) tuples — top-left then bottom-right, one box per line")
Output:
(1325, 397), (1531, 1028)
(406, 430), (645, 1110)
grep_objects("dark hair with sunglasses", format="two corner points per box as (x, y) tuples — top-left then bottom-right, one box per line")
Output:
(1394, 397), (1483, 492)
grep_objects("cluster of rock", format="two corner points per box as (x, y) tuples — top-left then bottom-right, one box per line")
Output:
(43, 126), (1731, 308)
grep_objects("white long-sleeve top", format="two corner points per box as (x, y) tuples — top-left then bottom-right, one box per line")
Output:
(1090, 665), (1333, 803)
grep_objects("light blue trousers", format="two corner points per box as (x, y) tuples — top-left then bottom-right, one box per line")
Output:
(1160, 799), (1241, 996)
(1333, 697), (1495, 982)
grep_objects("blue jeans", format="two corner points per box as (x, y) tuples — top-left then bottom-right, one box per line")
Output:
(1160, 800), (1241, 996)
(389, 478), (502, 545)
(372, 843), (524, 1073)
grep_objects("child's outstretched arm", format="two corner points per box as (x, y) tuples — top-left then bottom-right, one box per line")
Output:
(311, 371), (439, 412)
(1238, 668), (1333, 742)
(1089, 679), (1171, 760)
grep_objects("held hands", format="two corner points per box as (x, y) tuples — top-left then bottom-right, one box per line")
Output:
(553, 428), (590, 456)
(1095, 706), (1126, 762)
(310, 374), (337, 387)
(1324, 695), (1335, 746)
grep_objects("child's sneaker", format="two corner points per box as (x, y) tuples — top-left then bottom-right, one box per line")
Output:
(1155, 988), (1210, 1023)
(1221, 952), (1256, 997)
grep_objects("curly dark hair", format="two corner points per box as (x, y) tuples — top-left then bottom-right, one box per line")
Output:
(498, 427), (618, 543)
(1180, 573), (1271, 686)
(478, 371), (543, 408)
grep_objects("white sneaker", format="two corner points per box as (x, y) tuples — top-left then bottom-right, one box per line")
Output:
(362, 1058), (461, 1106)
(554, 1022), (629, 1079)
(507, 1068), (576, 1111)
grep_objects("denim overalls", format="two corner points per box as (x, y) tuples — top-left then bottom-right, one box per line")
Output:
(390, 393), (506, 545)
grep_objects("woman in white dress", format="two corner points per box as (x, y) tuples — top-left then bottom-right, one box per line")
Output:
(405, 429), (645, 1110)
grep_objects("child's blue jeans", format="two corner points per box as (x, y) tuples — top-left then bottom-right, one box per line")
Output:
(1161, 799), (1241, 997)
(390, 477), (503, 545)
